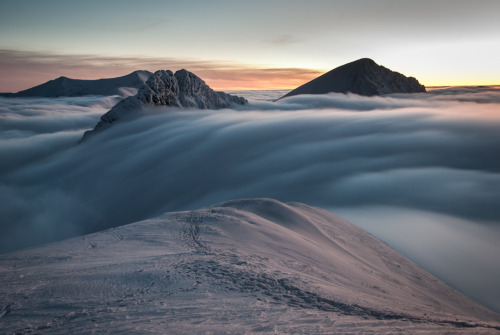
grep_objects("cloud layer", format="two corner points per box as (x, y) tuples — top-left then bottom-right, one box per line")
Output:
(1, 87), (500, 311)
(2, 88), (500, 244)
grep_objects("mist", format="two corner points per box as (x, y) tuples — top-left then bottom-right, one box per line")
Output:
(1, 87), (499, 312)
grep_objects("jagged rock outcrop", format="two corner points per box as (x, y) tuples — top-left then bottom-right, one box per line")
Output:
(82, 69), (247, 141)
(0, 70), (152, 97)
(280, 58), (426, 99)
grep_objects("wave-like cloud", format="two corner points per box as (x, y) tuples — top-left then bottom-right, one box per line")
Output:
(1, 87), (500, 311)
(2, 89), (500, 245)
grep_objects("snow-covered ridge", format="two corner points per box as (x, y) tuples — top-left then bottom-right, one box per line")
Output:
(81, 69), (247, 141)
(1, 198), (498, 333)
(280, 58), (426, 99)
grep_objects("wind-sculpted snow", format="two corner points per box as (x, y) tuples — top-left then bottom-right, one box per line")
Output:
(1, 86), (500, 313)
(0, 199), (498, 334)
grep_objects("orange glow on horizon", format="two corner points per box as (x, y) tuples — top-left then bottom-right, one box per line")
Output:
(1, 53), (498, 93)
(193, 67), (325, 91)
(203, 77), (319, 91)
(198, 70), (500, 91)
(420, 76), (500, 89)
(424, 79), (500, 86)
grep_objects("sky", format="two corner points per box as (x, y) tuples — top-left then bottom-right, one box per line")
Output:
(1, 0), (499, 92)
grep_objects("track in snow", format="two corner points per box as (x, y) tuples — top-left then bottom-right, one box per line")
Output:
(1, 199), (498, 334)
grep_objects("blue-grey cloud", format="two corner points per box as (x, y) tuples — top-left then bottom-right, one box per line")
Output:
(265, 34), (304, 46)
(333, 206), (500, 313)
(1, 87), (500, 312)
(2, 89), (500, 243)
(0, 96), (118, 174)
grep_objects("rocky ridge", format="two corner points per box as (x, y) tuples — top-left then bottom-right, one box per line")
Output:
(82, 69), (247, 140)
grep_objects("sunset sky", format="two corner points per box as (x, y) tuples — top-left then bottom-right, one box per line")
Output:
(1, 0), (499, 92)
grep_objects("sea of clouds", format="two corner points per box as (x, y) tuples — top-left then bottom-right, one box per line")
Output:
(1, 87), (499, 311)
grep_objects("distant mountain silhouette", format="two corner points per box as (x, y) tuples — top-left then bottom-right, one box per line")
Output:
(0, 70), (152, 97)
(280, 58), (426, 99)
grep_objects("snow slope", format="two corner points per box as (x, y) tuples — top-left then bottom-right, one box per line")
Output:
(1, 199), (498, 334)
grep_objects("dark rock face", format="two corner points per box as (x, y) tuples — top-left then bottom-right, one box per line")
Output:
(0, 71), (152, 97)
(175, 69), (246, 109)
(81, 69), (247, 141)
(280, 58), (426, 99)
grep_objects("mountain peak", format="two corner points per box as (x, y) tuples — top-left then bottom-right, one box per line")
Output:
(1, 71), (153, 98)
(336, 58), (380, 73)
(81, 69), (247, 141)
(281, 58), (426, 99)
(351, 57), (377, 65)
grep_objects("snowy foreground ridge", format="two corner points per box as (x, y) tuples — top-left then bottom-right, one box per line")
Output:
(1, 199), (498, 334)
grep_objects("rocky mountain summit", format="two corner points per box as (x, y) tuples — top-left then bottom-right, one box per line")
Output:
(281, 58), (426, 99)
(0, 70), (152, 97)
(82, 69), (247, 141)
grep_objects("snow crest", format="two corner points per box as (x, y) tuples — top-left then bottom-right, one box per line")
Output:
(1, 198), (498, 333)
